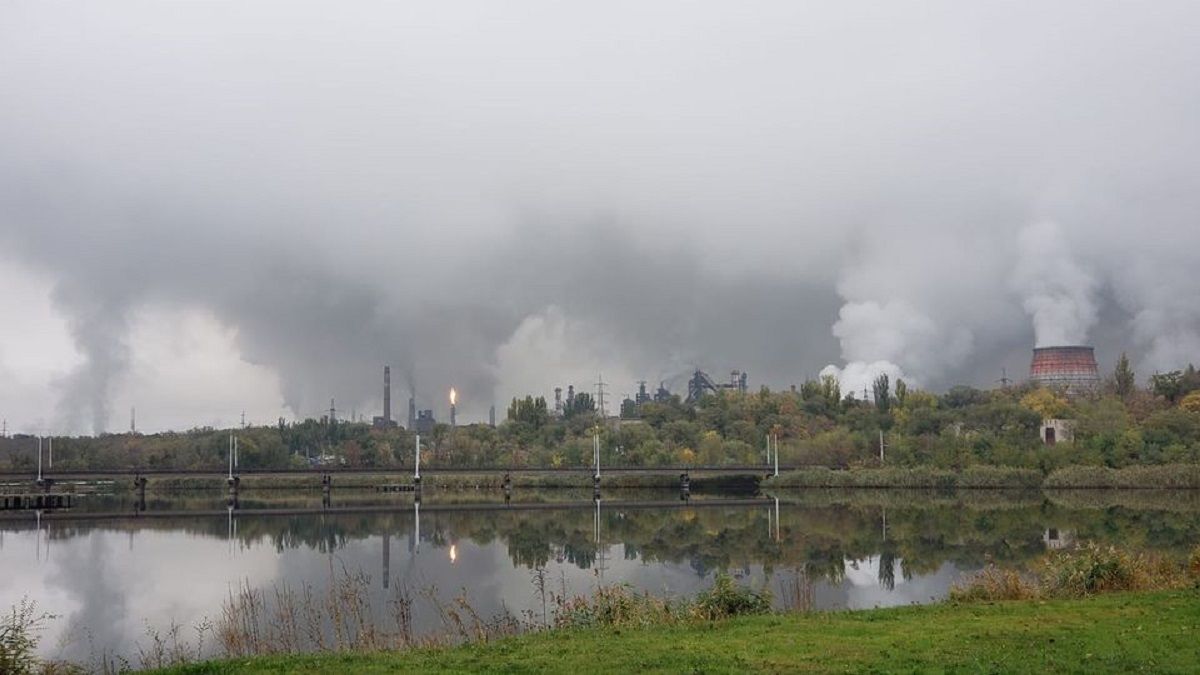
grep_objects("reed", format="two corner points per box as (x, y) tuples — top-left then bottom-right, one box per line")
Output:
(766, 466), (1041, 489)
(952, 542), (1199, 602)
(1043, 463), (1200, 489)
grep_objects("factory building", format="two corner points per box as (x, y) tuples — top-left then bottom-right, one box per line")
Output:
(414, 410), (437, 435)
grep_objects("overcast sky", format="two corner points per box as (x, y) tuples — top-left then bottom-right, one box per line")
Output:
(2, 1), (1199, 434)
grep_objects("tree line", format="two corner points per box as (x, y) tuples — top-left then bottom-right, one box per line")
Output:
(3, 353), (1199, 473)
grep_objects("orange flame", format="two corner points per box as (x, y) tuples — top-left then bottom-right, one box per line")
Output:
(449, 388), (457, 406)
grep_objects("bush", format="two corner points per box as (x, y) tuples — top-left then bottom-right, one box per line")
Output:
(765, 466), (1040, 489)
(950, 566), (1039, 602)
(1044, 464), (1200, 489)
(691, 573), (772, 620)
(553, 575), (771, 629)
(1039, 544), (1139, 596)
(953, 544), (1194, 604)
(0, 597), (52, 675)
(553, 584), (677, 630)
(1037, 544), (1189, 597)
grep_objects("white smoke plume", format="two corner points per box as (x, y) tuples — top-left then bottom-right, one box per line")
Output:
(1011, 221), (1098, 347)
(2, 1), (1200, 431)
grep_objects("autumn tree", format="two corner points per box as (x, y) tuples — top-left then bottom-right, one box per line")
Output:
(1020, 388), (1070, 419)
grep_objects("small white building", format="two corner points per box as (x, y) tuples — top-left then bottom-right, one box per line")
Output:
(1040, 419), (1075, 446)
(1043, 528), (1075, 550)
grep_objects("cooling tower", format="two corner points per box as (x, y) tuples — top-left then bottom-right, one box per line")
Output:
(1029, 346), (1100, 394)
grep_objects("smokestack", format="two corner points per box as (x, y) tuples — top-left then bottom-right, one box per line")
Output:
(554, 387), (563, 415)
(489, 404), (496, 427)
(383, 366), (392, 424)
(1030, 345), (1100, 396)
(449, 388), (457, 428)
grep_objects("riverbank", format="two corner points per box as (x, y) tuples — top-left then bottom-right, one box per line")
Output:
(764, 465), (1043, 488)
(764, 463), (1200, 489)
(153, 589), (1200, 674)
(16, 463), (1200, 496)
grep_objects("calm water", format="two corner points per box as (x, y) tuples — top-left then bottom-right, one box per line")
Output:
(2, 487), (1198, 664)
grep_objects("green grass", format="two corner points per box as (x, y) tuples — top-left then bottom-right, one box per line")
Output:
(154, 590), (1200, 674)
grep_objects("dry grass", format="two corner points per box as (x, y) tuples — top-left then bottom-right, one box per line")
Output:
(549, 573), (772, 630)
(953, 543), (1198, 602)
(216, 566), (435, 658)
(949, 566), (1039, 602)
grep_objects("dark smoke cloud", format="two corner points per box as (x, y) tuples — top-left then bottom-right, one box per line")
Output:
(2, 1), (1200, 431)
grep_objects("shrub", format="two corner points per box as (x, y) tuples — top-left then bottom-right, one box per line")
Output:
(765, 466), (1039, 489)
(950, 566), (1039, 602)
(0, 597), (53, 675)
(953, 544), (1194, 604)
(552, 584), (677, 630)
(691, 573), (772, 620)
(1044, 464), (1200, 489)
(1037, 544), (1189, 597)
(1039, 544), (1139, 596)
(554, 575), (771, 628)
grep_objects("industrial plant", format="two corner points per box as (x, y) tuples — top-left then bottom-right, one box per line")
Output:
(1029, 345), (1101, 396)
(362, 346), (1108, 435)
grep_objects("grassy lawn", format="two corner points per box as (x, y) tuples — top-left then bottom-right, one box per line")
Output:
(156, 590), (1200, 674)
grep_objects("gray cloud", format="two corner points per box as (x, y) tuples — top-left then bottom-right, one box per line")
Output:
(2, 1), (1200, 431)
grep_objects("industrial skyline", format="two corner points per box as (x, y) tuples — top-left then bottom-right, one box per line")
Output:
(3, 2), (1200, 434)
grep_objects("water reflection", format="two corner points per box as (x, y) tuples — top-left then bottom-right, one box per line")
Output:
(1, 488), (1198, 663)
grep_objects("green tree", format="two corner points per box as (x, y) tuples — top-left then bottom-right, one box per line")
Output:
(1113, 352), (1136, 398)
(1150, 371), (1184, 402)
(873, 374), (891, 414)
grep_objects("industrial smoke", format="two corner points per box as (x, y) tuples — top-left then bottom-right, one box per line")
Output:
(2, 2), (1200, 432)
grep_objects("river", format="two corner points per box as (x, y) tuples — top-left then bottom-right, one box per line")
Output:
(1, 487), (1197, 666)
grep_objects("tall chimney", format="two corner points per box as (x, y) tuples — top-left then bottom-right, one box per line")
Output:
(489, 404), (496, 427)
(450, 403), (457, 428)
(383, 366), (392, 424)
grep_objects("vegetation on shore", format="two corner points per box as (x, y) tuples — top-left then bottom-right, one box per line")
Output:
(765, 463), (1200, 489)
(3, 356), (1199, 479)
(157, 542), (1200, 673)
(764, 465), (1042, 489)
(7, 540), (1200, 673)
(1043, 463), (1200, 489)
(152, 589), (1200, 674)
(952, 542), (1200, 602)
